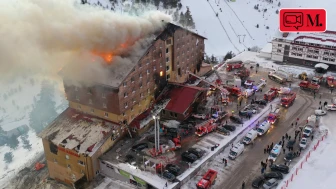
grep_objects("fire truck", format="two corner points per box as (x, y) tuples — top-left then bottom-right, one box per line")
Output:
(235, 67), (250, 79)
(264, 87), (279, 101)
(311, 76), (323, 84)
(226, 61), (243, 72)
(222, 85), (242, 96)
(196, 169), (218, 189)
(280, 92), (296, 107)
(195, 120), (217, 137)
(327, 76), (336, 88)
(267, 108), (281, 124)
(299, 81), (320, 92)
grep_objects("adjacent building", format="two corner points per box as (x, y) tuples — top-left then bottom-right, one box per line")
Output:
(40, 23), (207, 187)
(271, 31), (336, 71)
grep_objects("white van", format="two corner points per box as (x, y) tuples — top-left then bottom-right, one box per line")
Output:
(243, 89), (255, 98)
(268, 144), (282, 161)
(229, 142), (244, 160)
(243, 130), (258, 145)
(256, 121), (271, 136)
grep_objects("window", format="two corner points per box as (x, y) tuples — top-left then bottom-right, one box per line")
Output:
(77, 105), (81, 109)
(124, 102), (128, 108)
(170, 112), (173, 116)
(147, 88), (150, 93)
(166, 74), (170, 80)
(278, 44), (282, 47)
(324, 52), (329, 55)
(53, 158), (57, 163)
(323, 57), (328, 61)
(78, 160), (85, 166)
(160, 71), (163, 77)
(313, 56), (318, 59)
(104, 112), (108, 117)
(122, 112), (126, 116)
(330, 58), (335, 62)
(147, 69), (150, 74)
(124, 92), (128, 98)
(314, 50), (319, 53)
(139, 73), (142, 78)
(65, 155), (70, 160)
(277, 49), (281, 53)
(89, 99), (92, 104)
(139, 63), (142, 68)
(103, 103), (107, 108)
(298, 48), (303, 51)
(297, 53), (302, 57)
(102, 93), (106, 98)
(131, 77), (135, 83)
(76, 95), (79, 101)
(140, 93), (144, 98)
(159, 52), (162, 57)
(90, 108), (94, 113)
(132, 88), (135, 93)
(166, 66), (170, 71)
(153, 66), (156, 71)
(307, 55), (312, 58)
(331, 53), (335, 56)
(132, 98), (136, 103)
(131, 107), (134, 111)
(174, 113), (177, 118)
(139, 82), (143, 88)
(67, 164), (71, 169)
(160, 62), (163, 67)
(88, 88), (93, 95)
(166, 39), (172, 45)
(166, 57), (169, 62)
(123, 82), (127, 87)
(166, 48), (169, 53)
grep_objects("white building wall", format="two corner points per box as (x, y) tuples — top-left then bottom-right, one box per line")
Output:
(271, 40), (287, 62)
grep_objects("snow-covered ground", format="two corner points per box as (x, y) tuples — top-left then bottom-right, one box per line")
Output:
(279, 114), (335, 189)
(0, 75), (67, 185)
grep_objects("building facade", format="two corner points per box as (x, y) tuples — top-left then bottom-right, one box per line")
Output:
(271, 31), (336, 71)
(64, 23), (206, 130)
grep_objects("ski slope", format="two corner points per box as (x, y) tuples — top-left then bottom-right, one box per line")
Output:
(182, 0), (336, 56)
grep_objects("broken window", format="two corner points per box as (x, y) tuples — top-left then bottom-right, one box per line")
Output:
(78, 160), (85, 166)
(104, 112), (109, 117)
(166, 48), (169, 53)
(49, 142), (58, 155)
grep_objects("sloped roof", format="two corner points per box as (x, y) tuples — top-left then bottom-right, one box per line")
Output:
(39, 108), (119, 156)
(165, 86), (206, 114)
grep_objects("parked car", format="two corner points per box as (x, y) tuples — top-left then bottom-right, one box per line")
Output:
(217, 127), (231, 135)
(192, 114), (207, 119)
(223, 124), (236, 132)
(252, 176), (266, 188)
(286, 139), (296, 149)
(302, 126), (313, 137)
(270, 164), (289, 174)
(125, 154), (135, 163)
(181, 152), (198, 163)
(165, 164), (181, 176)
(253, 99), (268, 105)
(325, 104), (336, 111)
(239, 109), (253, 117)
(131, 143), (148, 152)
(284, 152), (296, 162)
(187, 148), (205, 158)
(162, 170), (175, 182)
(179, 123), (193, 130)
(315, 109), (327, 116)
(262, 178), (279, 189)
(264, 172), (283, 180)
(229, 116), (243, 124)
(299, 137), (308, 149)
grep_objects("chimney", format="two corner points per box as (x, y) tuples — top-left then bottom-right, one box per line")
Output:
(282, 32), (289, 38)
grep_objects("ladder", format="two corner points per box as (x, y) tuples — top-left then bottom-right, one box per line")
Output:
(187, 71), (230, 95)
(214, 70), (222, 82)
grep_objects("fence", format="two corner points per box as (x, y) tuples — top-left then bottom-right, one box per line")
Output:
(280, 130), (328, 189)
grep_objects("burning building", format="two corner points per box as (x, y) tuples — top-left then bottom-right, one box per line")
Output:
(39, 22), (206, 186)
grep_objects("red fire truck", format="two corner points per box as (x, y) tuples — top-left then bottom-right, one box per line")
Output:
(299, 81), (320, 92)
(196, 169), (218, 189)
(264, 87), (279, 101)
(226, 61), (243, 72)
(235, 67), (250, 79)
(223, 85), (242, 96)
(195, 120), (217, 137)
(280, 92), (296, 107)
(267, 108), (281, 124)
(327, 76), (336, 88)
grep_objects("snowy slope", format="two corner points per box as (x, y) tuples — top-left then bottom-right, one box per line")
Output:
(0, 75), (67, 185)
(182, 0), (336, 56)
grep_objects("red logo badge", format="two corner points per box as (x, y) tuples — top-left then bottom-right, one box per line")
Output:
(279, 8), (327, 32)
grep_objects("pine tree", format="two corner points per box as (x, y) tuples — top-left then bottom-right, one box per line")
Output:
(184, 7), (196, 29)
(224, 51), (235, 61)
(7, 136), (19, 150)
(178, 2), (182, 10)
(4, 152), (13, 164)
(29, 80), (58, 134)
(179, 12), (186, 26)
(21, 135), (32, 150)
(153, 0), (160, 7)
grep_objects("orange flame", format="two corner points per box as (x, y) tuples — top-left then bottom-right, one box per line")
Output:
(92, 51), (113, 63)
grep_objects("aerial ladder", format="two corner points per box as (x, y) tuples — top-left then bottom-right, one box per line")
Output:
(187, 71), (230, 95)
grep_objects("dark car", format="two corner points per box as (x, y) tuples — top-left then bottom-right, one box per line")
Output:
(239, 110), (253, 117)
(187, 148), (205, 158)
(162, 170), (175, 182)
(286, 139), (296, 148)
(264, 171), (283, 180)
(284, 152), (296, 161)
(223, 124), (236, 132)
(270, 164), (289, 174)
(179, 123), (193, 130)
(181, 152), (198, 163)
(252, 99), (268, 105)
(165, 164), (181, 176)
(252, 176), (265, 188)
(217, 127), (231, 135)
(230, 116), (243, 124)
(125, 154), (135, 163)
(131, 143), (148, 152)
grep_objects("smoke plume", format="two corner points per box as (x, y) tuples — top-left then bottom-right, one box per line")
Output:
(0, 0), (171, 85)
